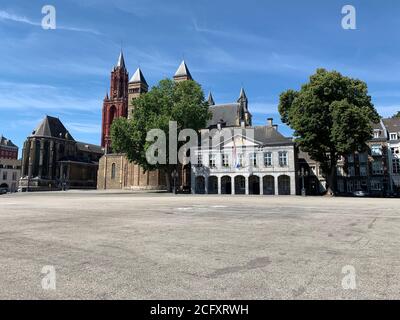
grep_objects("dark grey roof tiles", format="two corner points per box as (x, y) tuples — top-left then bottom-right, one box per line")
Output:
(76, 142), (104, 154)
(207, 103), (240, 127)
(0, 135), (17, 148)
(203, 125), (293, 147)
(32, 116), (74, 140)
(383, 118), (400, 134)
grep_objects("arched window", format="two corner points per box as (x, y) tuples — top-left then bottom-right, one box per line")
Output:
(109, 106), (116, 125)
(111, 163), (116, 179)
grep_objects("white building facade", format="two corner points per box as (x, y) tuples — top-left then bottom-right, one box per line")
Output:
(191, 125), (296, 195)
(0, 158), (21, 193)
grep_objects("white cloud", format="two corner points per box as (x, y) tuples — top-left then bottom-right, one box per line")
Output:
(0, 10), (101, 35)
(0, 10), (40, 26)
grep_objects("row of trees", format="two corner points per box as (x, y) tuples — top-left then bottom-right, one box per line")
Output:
(111, 69), (380, 195)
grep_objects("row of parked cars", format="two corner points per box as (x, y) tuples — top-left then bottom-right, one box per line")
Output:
(0, 187), (8, 195)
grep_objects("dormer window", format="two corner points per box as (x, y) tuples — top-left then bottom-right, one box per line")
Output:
(373, 130), (380, 138)
(390, 133), (398, 141)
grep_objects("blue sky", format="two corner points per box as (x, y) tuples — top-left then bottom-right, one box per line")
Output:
(1, 0), (399, 156)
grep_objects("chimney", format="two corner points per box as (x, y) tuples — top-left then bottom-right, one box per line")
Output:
(217, 123), (222, 131)
(267, 118), (273, 126)
(273, 124), (278, 131)
(240, 120), (245, 128)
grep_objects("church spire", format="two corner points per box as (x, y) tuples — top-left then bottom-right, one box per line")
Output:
(237, 87), (247, 102)
(116, 50), (126, 69)
(173, 60), (193, 82)
(129, 68), (148, 86)
(207, 91), (215, 106)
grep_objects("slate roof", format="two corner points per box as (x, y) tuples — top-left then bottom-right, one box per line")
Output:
(383, 118), (400, 134)
(0, 135), (17, 148)
(76, 142), (104, 154)
(207, 103), (240, 128)
(204, 125), (293, 147)
(129, 68), (148, 85)
(31, 116), (74, 140)
(174, 61), (192, 79)
(369, 121), (386, 142)
(252, 125), (294, 146)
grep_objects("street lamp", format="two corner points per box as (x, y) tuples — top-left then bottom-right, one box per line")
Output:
(171, 169), (178, 194)
(298, 167), (309, 196)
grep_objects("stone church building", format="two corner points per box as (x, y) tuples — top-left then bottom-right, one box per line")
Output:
(97, 52), (185, 190)
(19, 116), (103, 191)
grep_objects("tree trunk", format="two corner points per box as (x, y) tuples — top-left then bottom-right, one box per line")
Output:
(325, 152), (337, 196)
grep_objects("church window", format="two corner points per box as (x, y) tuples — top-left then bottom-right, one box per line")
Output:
(111, 163), (116, 179)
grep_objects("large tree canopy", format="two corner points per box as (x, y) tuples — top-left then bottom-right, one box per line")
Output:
(110, 79), (211, 191)
(278, 68), (380, 195)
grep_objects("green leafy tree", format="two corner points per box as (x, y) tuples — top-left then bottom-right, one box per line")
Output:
(278, 69), (380, 195)
(393, 111), (400, 118)
(111, 79), (211, 191)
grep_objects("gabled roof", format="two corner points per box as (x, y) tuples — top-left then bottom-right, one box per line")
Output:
(31, 116), (74, 140)
(0, 135), (17, 148)
(129, 68), (148, 85)
(202, 125), (293, 147)
(371, 121), (387, 141)
(174, 60), (192, 79)
(207, 103), (240, 128)
(383, 117), (400, 134)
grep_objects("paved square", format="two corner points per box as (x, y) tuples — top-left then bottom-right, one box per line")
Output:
(0, 191), (399, 299)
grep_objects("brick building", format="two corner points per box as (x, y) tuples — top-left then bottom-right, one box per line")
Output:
(0, 135), (18, 160)
(97, 53), (195, 190)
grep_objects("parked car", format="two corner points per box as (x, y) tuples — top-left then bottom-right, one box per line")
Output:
(0, 188), (8, 195)
(353, 190), (369, 197)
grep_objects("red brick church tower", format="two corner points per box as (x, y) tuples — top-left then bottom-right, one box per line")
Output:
(101, 51), (129, 151)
